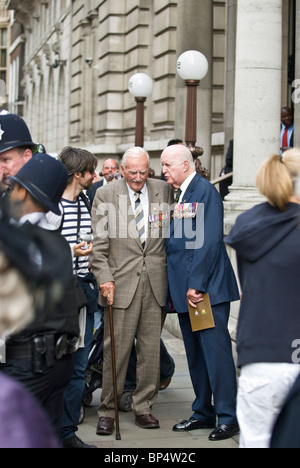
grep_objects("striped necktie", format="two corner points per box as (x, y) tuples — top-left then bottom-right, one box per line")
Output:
(175, 188), (182, 203)
(134, 191), (146, 249)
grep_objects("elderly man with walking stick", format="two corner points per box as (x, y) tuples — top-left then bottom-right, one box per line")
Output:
(91, 147), (173, 436)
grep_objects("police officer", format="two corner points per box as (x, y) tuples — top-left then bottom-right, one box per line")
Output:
(0, 113), (37, 189)
(1, 154), (80, 440)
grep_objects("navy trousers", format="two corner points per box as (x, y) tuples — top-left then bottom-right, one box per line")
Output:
(178, 302), (237, 426)
(61, 312), (94, 441)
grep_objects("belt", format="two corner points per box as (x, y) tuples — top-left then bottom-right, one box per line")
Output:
(6, 334), (78, 361)
(6, 342), (32, 360)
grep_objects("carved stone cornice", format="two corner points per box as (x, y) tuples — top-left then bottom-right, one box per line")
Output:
(42, 44), (52, 66)
(8, 0), (43, 30)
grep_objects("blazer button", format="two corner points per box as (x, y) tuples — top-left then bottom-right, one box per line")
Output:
(137, 272), (141, 277)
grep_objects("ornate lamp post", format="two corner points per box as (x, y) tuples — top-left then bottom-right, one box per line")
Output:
(176, 50), (209, 150)
(128, 73), (154, 148)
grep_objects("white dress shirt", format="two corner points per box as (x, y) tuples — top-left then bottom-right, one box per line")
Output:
(178, 171), (197, 203)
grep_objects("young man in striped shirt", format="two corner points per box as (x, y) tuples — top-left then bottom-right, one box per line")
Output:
(48, 146), (98, 449)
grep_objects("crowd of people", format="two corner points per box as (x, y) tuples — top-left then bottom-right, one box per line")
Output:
(0, 111), (299, 449)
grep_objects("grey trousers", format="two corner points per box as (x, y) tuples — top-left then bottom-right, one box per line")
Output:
(98, 268), (163, 418)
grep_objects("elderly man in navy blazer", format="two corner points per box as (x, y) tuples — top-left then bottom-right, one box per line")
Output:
(161, 144), (240, 442)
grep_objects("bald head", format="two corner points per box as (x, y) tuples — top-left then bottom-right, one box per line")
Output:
(161, 145), (195, 189)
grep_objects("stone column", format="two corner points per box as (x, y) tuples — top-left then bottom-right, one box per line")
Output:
(294, 0), (300, 147)
(175, 0), (213, 169)
(224, 0), (283, 234)
(224, 0), (237, 151)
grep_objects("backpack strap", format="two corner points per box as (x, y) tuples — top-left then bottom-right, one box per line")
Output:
(79, 192), (92, 214)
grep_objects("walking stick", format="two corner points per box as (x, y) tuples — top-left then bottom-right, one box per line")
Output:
(108, 301), (121, 440)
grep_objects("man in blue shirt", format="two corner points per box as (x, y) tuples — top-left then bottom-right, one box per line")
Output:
(280, 107), (294, 153)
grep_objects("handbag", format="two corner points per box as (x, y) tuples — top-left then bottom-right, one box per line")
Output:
(74, 275), (89, 311)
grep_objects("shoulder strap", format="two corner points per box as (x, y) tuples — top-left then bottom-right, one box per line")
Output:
(57, 202), (65, 233)
(79, 192), (92, 214)
(75, 198), (82, 273)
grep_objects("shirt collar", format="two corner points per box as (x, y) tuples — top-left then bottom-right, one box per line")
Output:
(179, 171), (197, 201)
(19, 212), (56, 230)
(126, 182), (148, 199)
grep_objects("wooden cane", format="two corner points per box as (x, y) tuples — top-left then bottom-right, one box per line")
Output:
(108, 300), (121, 440)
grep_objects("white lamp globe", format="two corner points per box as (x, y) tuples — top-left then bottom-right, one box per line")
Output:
(177, 50), (209, 81)
(128, 73), (154, 98)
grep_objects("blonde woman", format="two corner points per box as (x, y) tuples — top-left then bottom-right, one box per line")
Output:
(226, 149), (300, 448)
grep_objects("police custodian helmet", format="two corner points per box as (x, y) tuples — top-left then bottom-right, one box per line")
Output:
(10, 154), (68, 215)
(0, 113), (37, 154)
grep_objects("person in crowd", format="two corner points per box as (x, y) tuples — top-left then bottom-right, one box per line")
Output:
(0, 221), (61, 449)
(87, 158), (120, 204)
(48, 146), (99, 449)
(219, 139), (233, 200)
(1, 154), (79, 440)
(0, 113), (37, 190)
(91, 147), (173, 436)
(161, 139), (184, 181)
(226, 148), (300, 448)
(161, 144), (240, 442)
(280, 107), (294, 153)
(270, 372), (300, 448)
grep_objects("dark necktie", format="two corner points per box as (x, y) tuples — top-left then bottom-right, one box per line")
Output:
(134, 191), (146, 249)
(175, 189), (182, 203)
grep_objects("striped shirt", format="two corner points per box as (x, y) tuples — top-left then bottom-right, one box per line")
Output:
(47, 197), (92, 278)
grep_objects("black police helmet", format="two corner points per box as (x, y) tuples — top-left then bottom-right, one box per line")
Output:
(10, 154), (68, 215)
(0, 113), (37, 154)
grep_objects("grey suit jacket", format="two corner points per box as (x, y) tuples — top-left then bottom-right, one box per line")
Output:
(91, 178), (173, 309)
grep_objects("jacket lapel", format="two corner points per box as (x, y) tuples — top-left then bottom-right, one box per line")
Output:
(116, 180), (139, 248)
(144, 180), (159, 251)
(117, 179), (149, 251)
(181, 172), (200, 203)
(169, 173), (201, 238)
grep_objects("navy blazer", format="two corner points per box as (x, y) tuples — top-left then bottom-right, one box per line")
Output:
(166, 173), (239, 313)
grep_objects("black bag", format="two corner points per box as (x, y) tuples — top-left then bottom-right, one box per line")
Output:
(74, 275), (89, 311)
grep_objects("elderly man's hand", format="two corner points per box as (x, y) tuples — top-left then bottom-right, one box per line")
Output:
(100, 282), (115, 306)
(187, 288), (204, 308)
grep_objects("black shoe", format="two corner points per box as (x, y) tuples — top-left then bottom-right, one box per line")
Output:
(209, 424), (240, 441)
(173, 417), (215, 432)
(63, 435), (97, 449)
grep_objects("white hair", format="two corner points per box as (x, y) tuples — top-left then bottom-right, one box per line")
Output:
(178, 146), (196, 170)
(162, 144), (196, 170)
(122, 147), (150, 167)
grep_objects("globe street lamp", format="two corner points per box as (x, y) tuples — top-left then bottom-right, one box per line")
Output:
(128, 73), (154, 147)
(177, 50), (209, 150)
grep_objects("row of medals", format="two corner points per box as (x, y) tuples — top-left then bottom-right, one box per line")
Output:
(149, 202), (198, 229)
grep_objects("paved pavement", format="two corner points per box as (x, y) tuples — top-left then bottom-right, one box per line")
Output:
(77, 328), (239, 449)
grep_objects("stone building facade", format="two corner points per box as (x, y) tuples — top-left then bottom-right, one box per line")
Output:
(0, 0), (10, 109)
(6, 0), (299, 180)
(6, 0), (229, 177)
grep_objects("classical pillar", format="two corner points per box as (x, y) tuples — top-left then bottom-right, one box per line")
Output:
(224, 0), (283, 234)
(175, 0), (213, 169)
(294, 0), (300, 147)
(224, 0), (237, 151)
